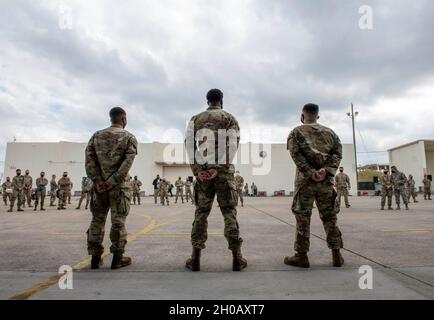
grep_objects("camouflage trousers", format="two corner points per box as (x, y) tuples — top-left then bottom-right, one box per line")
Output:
(236, 188), (244, 206)
(3, 192), (11, 205)
(407, 188), (417, 202)
(67, 191), (72, 204)
(394, 188), (408, 206)
(424, 187), (431, 200)
(191, 175), (243, 250)
(77, 191), (90, 209)
(175, 188), (184, 203)
(153, 188), (160, 204)
(58, 190), (68, 208)
(50, 191), (57, 205)
(34, 191), (46, 209)
(381, 187), (393, 208)
(160, 190), (169, 205)
(185, 188), (193, 203)
(22, 188), (32, 207)
(133, 190), (141, 205)
(10, 190), (24, 209)
(87, 185), (131, 255)
(291, 181), (343, 253)
(336, 187), (350, 207)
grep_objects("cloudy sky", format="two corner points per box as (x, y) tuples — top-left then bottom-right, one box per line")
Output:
(1, 0), (434, 175)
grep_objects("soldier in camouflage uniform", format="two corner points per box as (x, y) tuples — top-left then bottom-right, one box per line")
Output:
(49, 175), (58, 206)
(406, 175), (418, 203)
(423, 175), (432, 200)
(234, 171), (245, 207)
(285, 103), (344, 268)
(34, 172), (48, 211)
(175, 177), (185, 204)
(185, 178), (193, 204)
(390, 165), (409, 210)
(334, 167), (351, 208)
(2, 177), (12, 206)
(132, 176), (142, 205)
(380, 169), (394, 210)
(8, 169), (25, 212)
(57, 172), (71, 210)
(67, 181), (73, 204)
(22, 170), (33, 208)
(85, 107), (138, 270)
(159, 178), (170, 206)
(185, 89), (247, 272)
(76, 177), (93, 210)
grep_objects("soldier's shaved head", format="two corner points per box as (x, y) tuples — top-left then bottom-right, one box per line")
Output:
(110, 107), (127, 128)
(207, 89), (224, 105)
(302, 103), (319, 116)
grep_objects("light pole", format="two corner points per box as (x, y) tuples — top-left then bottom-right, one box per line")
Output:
(347, 103), (359, 195)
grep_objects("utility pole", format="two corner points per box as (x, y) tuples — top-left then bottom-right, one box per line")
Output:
(347, 103), (359, 195)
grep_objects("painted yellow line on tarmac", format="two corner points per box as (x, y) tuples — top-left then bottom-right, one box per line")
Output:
(142, 232), (223, 238)
(383, 228), (434, 234)
(9, 215), (161, 300)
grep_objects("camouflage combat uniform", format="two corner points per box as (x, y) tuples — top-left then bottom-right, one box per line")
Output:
(335, 172), (351, 208)
(234, 174), (245, 207)
(380, 173), (393, 209)
(406, 177), (417, 203)
(85, 124), (138, 256)
(159, 179), (170, 206)
(77, 178), (93, 210)
(423, 177), (432, 200)
(175, 179), (184, 203)
(2, 180), (12, 205)
(287, 123), (343, 253)
(10, 175), (25, 211)
(132, 179), (142, 205)
(34, 177), (48, 210)
(185, 180), (193, 203)
(23, 173), (33, 207)
(50, 178), (58, 206)
(185, 105), (243, 251)
(67, 182), (73, 204)
(57, 176), (72, 209)
(391, 170), (408, 208)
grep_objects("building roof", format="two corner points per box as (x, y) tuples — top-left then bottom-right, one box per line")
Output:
(387, 140), (434, 152)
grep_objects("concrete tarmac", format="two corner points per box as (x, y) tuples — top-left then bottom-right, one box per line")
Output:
(0, 196), (433, 299)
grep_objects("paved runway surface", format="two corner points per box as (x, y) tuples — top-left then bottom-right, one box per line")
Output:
(0, 196), (433, 299)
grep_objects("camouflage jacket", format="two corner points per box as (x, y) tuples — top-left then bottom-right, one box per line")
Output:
(335, 172), (350, 189)
(12, 175), (25, 191)
(175, 179), (184, 189)
(160, 180), (170, 192)
(380, 174), (393, 189)
(287, 123), (342, 188)
(132, 180), (142, 191)
(423, 178), (431, 188)
(58, 177), (72, 191)
(186, 105), (240, 176)
(50, 179), (58, 192)
(391, 171), (407, 189)
(184, 180), (192, 190)
(234, 175), (244, 190)
(407, 178), (415, 190)
(23, 175), (33, 189)
(2, 181), (12, 191)
(85, 124), (138, 189)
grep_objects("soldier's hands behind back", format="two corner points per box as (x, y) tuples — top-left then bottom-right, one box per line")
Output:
(207, 169), (219, 180)
(312, 168), (327, 182)
(95, 181), (110, 193)
(198, 171), (211, 182)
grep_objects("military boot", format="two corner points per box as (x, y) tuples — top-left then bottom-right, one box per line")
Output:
(185, 247), (201, 271)
(396, 205), (401, 210)
(7, 206), (13, 212)
(332, 249), (345, 267)
(111, 254), (132, 270)
(91, 255), (103, 269)
(284, 252), (310, 268)
(381, 206), (384, 210)
(232, 248), (248, 271)
(405, 204), (409, 210)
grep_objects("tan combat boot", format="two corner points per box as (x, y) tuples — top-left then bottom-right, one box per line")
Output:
(232, 248), (247, 271)
(284, 252), (310, 268)
(332, 249), (345, 267)
(186, 247), (201, 271)
(111, 254), (132, 269)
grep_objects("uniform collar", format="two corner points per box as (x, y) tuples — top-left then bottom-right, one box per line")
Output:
(207, 105), (222, 110)
(111, 124), (123, 128)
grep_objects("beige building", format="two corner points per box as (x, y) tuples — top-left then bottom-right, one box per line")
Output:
(388, 140), (434, 190)
(3, 141), (357, 196)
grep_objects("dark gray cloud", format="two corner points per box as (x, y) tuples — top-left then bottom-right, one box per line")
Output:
(0, 0), (434, 176)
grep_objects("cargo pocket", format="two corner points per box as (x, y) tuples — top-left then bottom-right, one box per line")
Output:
(118, 186), (131, 217)
(227, 180), (238, 207)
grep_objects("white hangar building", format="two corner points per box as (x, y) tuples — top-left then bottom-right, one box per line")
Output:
(3, 141), (357, 196)
(388, 140), (434, 191)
